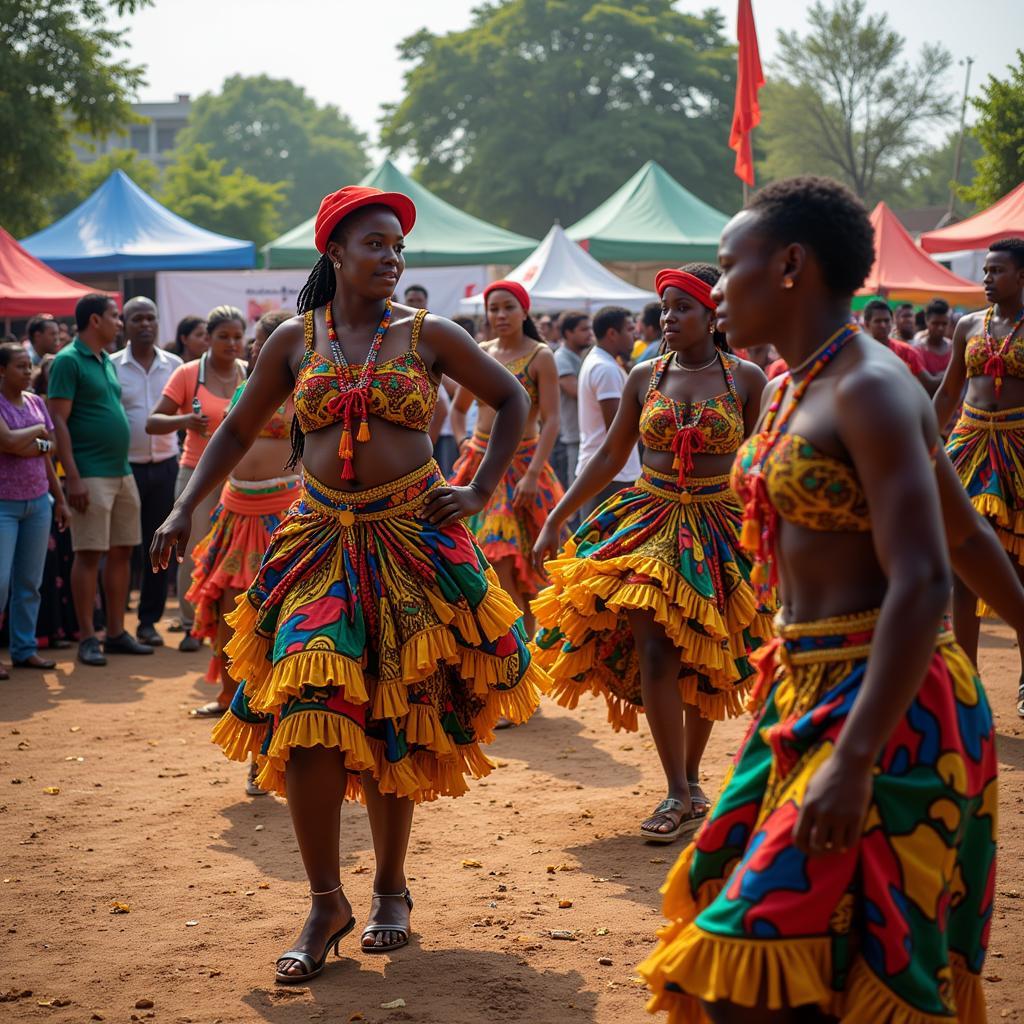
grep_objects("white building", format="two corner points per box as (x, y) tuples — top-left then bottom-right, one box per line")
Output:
(73, 95), (192, 169)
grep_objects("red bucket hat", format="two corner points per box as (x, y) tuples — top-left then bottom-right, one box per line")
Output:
(314, 186), (417, 254)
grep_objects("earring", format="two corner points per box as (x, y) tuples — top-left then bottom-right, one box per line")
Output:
(782, 277), (794, 290)
(333, 261), (341, 270)
(708, 320), (715, 334)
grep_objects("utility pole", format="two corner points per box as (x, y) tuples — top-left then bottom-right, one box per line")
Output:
(941, 56), (974, 228)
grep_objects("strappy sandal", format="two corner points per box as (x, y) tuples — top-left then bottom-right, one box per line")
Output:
(275, 916), (356, 984)
(245, 760), (266, 797)
(639, 797), (704, 844)
(361, 888), (414, 953)
(688, 778), (712, 817)
(1017, 675), (1024, 719)
(190, 700), (229, 718)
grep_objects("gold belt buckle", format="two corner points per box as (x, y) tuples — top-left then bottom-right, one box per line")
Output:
(338, 508), (356, 527)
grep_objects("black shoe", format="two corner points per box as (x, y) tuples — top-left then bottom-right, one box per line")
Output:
(78, 637), (107, 666)
(178, 631), (201, 653)
(104, 632), (154, 656)
(137, 625), (164, 647)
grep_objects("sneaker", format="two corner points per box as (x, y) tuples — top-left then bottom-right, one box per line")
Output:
(104, 632), (154, 656)
(178, 630), (201, 653)
(78, 637), (107, 666)
(137, 625), (164, 647)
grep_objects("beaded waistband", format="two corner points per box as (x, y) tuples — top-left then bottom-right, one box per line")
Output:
(773, 608), (954, 665)
(959, 402), (1024, 429)
(470, 428), (539, 448)
(298, 461), (443, 524)
(227, 475), (301, 496)
(636, 466), (734, 505)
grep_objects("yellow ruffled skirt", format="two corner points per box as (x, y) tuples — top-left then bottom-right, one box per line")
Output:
(212, 461), (547, 801)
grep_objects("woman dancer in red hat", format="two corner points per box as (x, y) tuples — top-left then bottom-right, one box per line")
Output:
(450, 280), (563, 636)
(532, 264), (772, 842)
(152, 186), (546, 982)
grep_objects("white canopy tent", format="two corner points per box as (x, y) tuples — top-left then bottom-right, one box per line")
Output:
(459, 224), (657, 314)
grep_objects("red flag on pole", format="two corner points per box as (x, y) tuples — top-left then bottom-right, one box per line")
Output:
(729, 0), (765, 188)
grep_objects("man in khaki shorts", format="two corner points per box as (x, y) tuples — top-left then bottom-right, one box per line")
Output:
(48, 294), (154, 666)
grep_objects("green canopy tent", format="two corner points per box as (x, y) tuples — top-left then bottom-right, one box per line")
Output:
(567, 161), (731, 264)
(263, 160), (539, 269)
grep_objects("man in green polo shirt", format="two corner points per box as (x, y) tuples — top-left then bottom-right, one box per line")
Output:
(48, 294), (153, 666)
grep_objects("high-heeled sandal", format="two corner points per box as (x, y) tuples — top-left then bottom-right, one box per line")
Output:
(360, 888), (414, 953)
(275, 884), (356, 984)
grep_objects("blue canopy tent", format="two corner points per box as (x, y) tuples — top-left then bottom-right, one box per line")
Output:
(21, 170), (255, 274)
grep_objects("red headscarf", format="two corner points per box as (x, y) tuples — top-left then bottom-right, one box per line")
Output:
(483, 279), (531, 315)
(655, 269), (717, 312)
(314, 186), (417, 254)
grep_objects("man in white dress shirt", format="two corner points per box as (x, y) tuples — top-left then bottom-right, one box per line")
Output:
(111, 298), (181, 647)
(576, 306), (642, 518)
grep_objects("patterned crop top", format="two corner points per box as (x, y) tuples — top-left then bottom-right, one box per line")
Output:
(293, 308), (437, 435)
(230, 382), (292, 440)
(478, 345), (542, 410)
(732, 432), (870, 532)
(640, 353), (744, 457)
(965, 331), (1024, 380)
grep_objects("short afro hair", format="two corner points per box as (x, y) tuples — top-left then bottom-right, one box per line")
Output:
(747, 176), (875, 295)
(989, 237), (1024, 270)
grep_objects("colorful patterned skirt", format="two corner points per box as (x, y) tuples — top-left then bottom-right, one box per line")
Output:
(638, 609), (996, 1024)
(186, 476), (300, 660)
(211, 461), (547, 801)
(531, 468), (774, 730)
(947, 403), (1024, 613)
(449, 429), (564, 595)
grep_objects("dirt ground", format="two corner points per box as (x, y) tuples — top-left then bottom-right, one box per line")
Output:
(2, 604), (1022, 1024)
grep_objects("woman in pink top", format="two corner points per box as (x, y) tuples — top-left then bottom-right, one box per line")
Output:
(147, 306), (247, 650)
(0, 343), (70, 677)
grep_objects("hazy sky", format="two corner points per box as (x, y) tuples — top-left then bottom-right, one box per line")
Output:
(117, 0), (1019, 153)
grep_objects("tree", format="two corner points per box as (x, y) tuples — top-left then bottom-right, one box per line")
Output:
(0, 0), (151, 236)
(175, 75), (369, 228)
(49, 149), (161, 220)
(961, 51), (1024, 209)
(759, 0), (953, 202)
(380, 0), (739, 237)
(161, 144), (286, 247)
(901, 131), (982, 211)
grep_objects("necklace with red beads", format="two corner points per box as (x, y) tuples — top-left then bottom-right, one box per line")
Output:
(324, 298), (393, 481)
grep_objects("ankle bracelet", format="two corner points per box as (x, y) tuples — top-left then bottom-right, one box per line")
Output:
(309, 882), (342, 896)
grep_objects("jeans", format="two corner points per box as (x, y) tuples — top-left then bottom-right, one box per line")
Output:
(0, 494), (53, 661)
(131, 457), (179, 629)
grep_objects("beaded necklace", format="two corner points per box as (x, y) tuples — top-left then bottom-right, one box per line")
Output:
(979, 304), (1024, 397)
(324, 298), (393, 481)
(740, 321), (859, 591)
(663, 351), (739, 487)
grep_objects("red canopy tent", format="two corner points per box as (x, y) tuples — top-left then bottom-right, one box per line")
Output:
(0, 225), (113, 321)
(858, 202), (985, 305)
(920, 181), (1024, 255)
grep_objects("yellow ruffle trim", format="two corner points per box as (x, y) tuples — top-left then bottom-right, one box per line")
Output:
(971, 493), (1024, 565)
(533, 553), (763, 687)
(638, 920), (986, 1024)
(210, 714), (267, 762)
(223, 575), (546, 723)
(211, 694), (526, 803)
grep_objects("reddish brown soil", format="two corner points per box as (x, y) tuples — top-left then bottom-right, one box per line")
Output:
(1, 608), (1022, 1023)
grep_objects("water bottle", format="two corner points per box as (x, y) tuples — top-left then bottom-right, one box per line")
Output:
(192, 397), (204, 435)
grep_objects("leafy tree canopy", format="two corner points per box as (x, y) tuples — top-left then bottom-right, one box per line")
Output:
(0, 0), (151, 236)
(380, 0), (739, 236)
(176, 75), (370, 229)
(161, 144), (286, 247)
(961, 50), (1024, 209)
(759, 0), (953, 202)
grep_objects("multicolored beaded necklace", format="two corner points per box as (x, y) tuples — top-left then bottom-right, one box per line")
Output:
(324, 298), (393, 480)
(740, 321), (859, 591)
(979, 304), (1024, 397)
